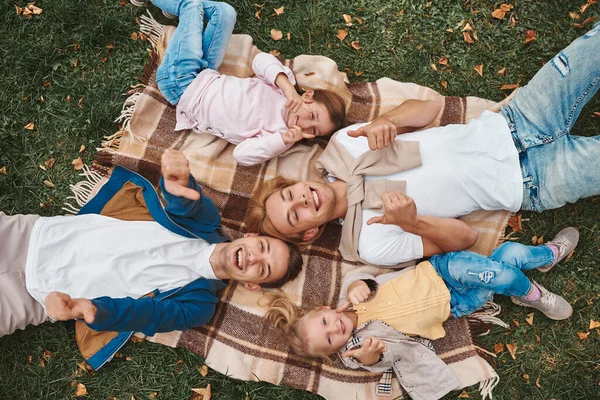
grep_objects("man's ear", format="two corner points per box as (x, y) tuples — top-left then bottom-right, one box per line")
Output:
(244, 282), (262, 291)
(302, 90), (314, 103)
(302, 227), (319, 241)
(243, 232), (259, 238)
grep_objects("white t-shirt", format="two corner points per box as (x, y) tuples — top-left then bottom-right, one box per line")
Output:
(332, 110), (522, 266)
(25, 214), (217, 308)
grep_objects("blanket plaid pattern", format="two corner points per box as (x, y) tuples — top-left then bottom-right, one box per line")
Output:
(81, 14), (516, 399)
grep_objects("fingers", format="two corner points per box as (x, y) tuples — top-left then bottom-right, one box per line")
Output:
(302, 132), (316, 140)
(341, 348), (357, 359)
(347, 128), (365, 138)
(163, 180), (201, 200)
(336, 299), (352, 313)
(366, 215), (384, 225)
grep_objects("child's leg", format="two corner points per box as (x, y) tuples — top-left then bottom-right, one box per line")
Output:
(201, 1), (236, 70)
(488, 242), (553, 271)
(0, 213), (47, 336)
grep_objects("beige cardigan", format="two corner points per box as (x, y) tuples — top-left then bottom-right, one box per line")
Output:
(315, 132), (422, 266)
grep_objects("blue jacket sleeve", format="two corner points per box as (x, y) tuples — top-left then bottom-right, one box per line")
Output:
(87, 282), (224, 336)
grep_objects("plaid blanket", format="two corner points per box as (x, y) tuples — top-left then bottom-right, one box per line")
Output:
(78, 13), (516, 399)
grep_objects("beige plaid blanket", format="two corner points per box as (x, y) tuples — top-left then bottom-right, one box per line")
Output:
(76, 13), (516, 399)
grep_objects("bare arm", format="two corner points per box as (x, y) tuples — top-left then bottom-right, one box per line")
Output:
(366, 192), (478, 255)
(348, 99), (442, 150)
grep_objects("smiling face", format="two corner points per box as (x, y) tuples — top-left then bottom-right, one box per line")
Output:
(304, 308), (356, 356)
(218, 234), (290, 290)
(264, 181), (337, 240)
(287, 92), (337, 138)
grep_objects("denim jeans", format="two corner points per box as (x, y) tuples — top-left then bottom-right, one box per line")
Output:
(430, 242), (554, 317)
(153, 0), (236, 105)
(499, 22), (600, 211)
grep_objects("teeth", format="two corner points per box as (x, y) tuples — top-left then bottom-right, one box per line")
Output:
(237, 249), (242, 268)
(311, 189), (320, 209)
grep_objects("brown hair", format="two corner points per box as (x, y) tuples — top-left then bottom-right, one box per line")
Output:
(245, 176), (325, 248)
(311, 89), (346, 135)
(262, 291), (332, 362)
(260, 242), (303, 289)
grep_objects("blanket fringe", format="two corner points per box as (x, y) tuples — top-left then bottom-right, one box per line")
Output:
(113, 91), (146, 143)
(62, 165), (106, 214)
(479, 374), (500, 400)
(468, 301), (509, 335)
(140, 11), (164, 51)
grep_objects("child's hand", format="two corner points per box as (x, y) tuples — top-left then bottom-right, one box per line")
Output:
(347, 117), (398, 150)
(285, 92), (307, 114)
(282, 125), (315, 145)
(45, 292), (97, 324)
(342, 337), (387, 366)
(336, 281), (372, 312)
(161, 149), (201, 201)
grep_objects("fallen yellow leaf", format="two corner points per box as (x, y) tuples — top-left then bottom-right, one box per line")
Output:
(524, 30), (536, 45)
(44, 158), (56, 169)
(522, 373), (530, 383)
(75, 383), (87, 397)
(273, 6), (284, 16)
(577, 331), (590, 340)
(506, 343), (517, 360)
(537, 236), (544, 245)
(500, 83), (519, 90)
(462, 23), (473, 32)
(343, 14), (352, 25)
(24, 122), (35, 130)
(590, 320), (600, 329)
(491, 3), (513, 20)
(458, 390), (470, 398)
(0, 166), (6, 175)
(535, 376), (542, 388)
(286, 32), (291, 40)
(351, 40), (361, 50)
(463, 31), (474, 44)
(493, 343), (505, 354)
(43, 180), (55, 188)
(191, 384), (212, 400)
(79, 145), (86, 153)
(438, 56), (449, 65)
(440, 81), (448, 90)
(431, 64), (438, 71)
(130, 32), (139, 40)
(336, 29), (348, 41)
(570, 12), (581, 19)
(525, 313), (534, 326)
(72, 157), (84, 171)
(474, 64), (484, 77)
(498, 67), (507, 75)
(199, 364), (209, 377)
(270, 29), (283, 41)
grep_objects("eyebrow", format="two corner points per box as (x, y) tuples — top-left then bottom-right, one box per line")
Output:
(315, 110), (320, 136)
(265, 239), (272, 278)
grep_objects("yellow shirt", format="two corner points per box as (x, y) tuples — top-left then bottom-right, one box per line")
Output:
(355, 261), (451, 340)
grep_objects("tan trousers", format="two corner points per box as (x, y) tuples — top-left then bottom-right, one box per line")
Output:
(0, 212), (47, 336)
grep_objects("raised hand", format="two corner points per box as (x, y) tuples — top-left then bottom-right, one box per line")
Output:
(284, 91), (307, 114)
(45, 292), (96, 324)
(336, 280), (372, 312)
(366, 191), (419, 231)
(161, 149), (201, 200)
(282, 125), (315, 145)
(342, 336), (387, 366)
(347, 117), (397, 150)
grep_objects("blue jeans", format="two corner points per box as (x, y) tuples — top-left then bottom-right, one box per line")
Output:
(153, 0), (236, 105)
(430, 242), (554, 317)
(500, 23), (600, 211)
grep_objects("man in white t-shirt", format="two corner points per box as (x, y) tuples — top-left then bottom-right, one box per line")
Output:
(246, 26), (600, 266)
(0, 150), (303, 344)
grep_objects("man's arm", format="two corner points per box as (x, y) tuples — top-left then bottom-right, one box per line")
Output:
(366, 191), (478, 255)
(348, 99), (442, 150)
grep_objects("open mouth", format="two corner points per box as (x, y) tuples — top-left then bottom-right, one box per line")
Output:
(310, 188), (321, 211)
(235, 248), (243, 270)
(340, 319), (346, 335)
(295, 116), (299, 127)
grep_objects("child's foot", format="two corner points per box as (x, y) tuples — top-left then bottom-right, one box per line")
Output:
(130, 0), (150, 7)
(511, 282), (572, 320)
(537, 227), (579, 273)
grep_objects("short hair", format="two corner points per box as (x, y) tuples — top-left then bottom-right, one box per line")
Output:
(245, 176), (325, 248)
(312, 89), (347, 135)
(260, 241), (303, 289)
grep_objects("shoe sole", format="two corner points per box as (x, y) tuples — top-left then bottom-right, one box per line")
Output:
(536, 227), (579, 273)
(130, 0), (149, 7)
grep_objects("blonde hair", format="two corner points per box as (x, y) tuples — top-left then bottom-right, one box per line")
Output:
(246, 177), (326, 248)
(262, 291), (332, 363)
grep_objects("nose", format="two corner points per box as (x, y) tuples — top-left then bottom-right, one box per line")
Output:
(292, 193), (309, 208)
(247, 249), (264, 266)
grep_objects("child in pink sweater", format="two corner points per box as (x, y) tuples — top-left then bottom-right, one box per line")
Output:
(148, 0), (346, 166)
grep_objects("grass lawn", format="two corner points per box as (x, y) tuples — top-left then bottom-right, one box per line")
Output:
(1, 0), (599, 398)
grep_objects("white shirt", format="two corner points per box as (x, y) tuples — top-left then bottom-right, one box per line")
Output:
(332, 110), (522, 266)
(25, 214), (217, 308)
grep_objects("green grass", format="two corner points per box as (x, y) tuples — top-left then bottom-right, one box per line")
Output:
(1, 0), (599, 398)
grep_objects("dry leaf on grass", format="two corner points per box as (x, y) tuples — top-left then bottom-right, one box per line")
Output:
(493, 343), (505, 354)
(506, 343), (517, 360)
(525, 313), (534, 326)
(535, 376), (542, 388)
(462, 23), (473, 32)
(537, 236), (544, 245)
(439, 56), (449, 65)
(148, 392), (158, 399)
(581, 1), (595, 14)
(336, 29), (348, 41)
(524, 30), (536, 45)
(191, 384), (212, 400)
(130, 32), (138, 40)
(589, 320), (600, 329)
(474, 64), (484, 77)
(270, 29), (283, 41)
(440, 81), (448, 90)
(351, 40), (361, 50)
(0, 166), (6, 175)
(43, 180), (55, 188)
(79, 145), (86, 153)
(577, 331), (590, 340)
(458, 390), (470, 398)
(492, 3), (514, 20)
(431, 64), (438, 71)
(463, 31), (474, 44)
(286, 32), (291, 40)
(522, 374), (530, 383)
(273, 6), (284, 16)
(198, 364), (209, 376)
(24, 122), (35, 130)
(72, 157), (84, 171)
(269, 50), (280, 57)
(343, 14), (352, 26)
(44, 158), (56, 169)
(570, 12), (581, 19)
(75, 383), (88, 397)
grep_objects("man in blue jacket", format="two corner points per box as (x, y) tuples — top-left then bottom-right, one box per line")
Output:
(0, 149), (303, 368)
